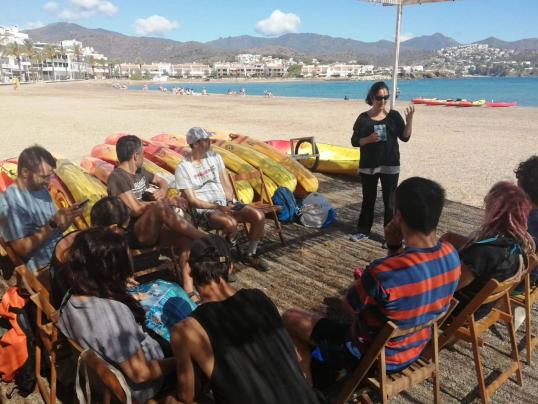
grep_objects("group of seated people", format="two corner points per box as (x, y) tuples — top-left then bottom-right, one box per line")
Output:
(1, 131), (537, 401)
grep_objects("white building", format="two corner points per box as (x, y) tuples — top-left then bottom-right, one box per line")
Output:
(236, 54), (261, 64)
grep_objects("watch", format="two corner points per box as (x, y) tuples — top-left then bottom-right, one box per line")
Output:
(48, 219), (58, 229)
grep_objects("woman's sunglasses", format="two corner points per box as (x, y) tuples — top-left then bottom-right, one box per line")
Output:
(374, 95), (390, 101)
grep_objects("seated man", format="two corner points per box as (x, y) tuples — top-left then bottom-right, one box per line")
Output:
(170, 234), (325, 404)
(175, 127), (267, 272)
(515, 155), (538, 249)
(1, 145), (84, 273)
(107, 135), (205, 293)
(283, 177), (461, 383)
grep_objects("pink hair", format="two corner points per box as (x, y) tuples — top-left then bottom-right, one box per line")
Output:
(477, 181), (535, 254)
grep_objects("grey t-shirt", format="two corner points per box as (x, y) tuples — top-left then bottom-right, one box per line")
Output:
(107, 167), (155, 201)
(58, 295), (164, 402)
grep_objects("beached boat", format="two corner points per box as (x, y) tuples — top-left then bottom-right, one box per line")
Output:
(0, 158), (18, 192)
(266, 140), (360, 176)
(412, 98), (438, 105)
(486, 101), (517, 108)
(80, 156), (115, 184)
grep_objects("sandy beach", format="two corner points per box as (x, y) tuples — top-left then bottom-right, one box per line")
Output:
(1, 80), (537, 207)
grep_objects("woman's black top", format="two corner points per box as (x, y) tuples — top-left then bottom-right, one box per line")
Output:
(351, 110), (407, 169)
(190, 288), (326, 404)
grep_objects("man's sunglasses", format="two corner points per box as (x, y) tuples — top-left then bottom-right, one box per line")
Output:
(374, 95), (390, 101)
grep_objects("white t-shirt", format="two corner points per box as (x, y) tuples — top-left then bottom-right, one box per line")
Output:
(175, 151), (227, 211)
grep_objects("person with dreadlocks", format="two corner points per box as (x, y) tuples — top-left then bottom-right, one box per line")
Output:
(442, 181), (536, 319)
(57, 228), (175, 403)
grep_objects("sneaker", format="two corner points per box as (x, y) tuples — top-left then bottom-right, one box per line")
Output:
(350, 233), (369, 242)
(243, 254), (269, 272)
(514, 306), (526, 331)
(381, 241), (387, 249)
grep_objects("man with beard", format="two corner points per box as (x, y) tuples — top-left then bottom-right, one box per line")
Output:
(1, 145), (84, 272)
(107, 135), (205, 294)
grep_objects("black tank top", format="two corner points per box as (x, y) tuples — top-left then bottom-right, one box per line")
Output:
(190, 289), (325, 404)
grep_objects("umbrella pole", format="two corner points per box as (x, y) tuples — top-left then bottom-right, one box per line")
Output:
(391, 2), (403, 109)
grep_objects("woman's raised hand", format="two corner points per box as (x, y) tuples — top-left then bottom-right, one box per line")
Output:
(404, 104), (415, 122)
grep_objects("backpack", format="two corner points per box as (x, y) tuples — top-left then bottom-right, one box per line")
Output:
(0, 287), (37, 397)
(272, 187), (300, 223)
(298, 192), (337, 228)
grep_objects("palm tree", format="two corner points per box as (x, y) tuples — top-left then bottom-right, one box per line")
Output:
(23, 39), (36, 81)
(134, 57), (144, 74)
(87, 55), (95, 78)
(4, 42), (24, 81)
(43, 45), (57, 80)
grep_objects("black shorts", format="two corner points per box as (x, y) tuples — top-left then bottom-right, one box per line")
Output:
(310, 318), (360, 374)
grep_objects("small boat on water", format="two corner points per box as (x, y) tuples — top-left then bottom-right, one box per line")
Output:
(485, 101), (517, 108)
(414, 98), (486, 107)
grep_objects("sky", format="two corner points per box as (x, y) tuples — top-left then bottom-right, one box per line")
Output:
(1, 0), (537, 44)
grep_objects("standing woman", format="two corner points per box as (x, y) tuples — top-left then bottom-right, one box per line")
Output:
(350, 81), (414, 242)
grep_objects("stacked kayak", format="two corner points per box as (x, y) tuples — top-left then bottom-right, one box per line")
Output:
(0, 159), (18, 192)
(413, 98), (486, 107)
(486, 101), (517, 108)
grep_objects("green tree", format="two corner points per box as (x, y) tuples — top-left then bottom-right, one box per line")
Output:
(73, 44), (83, 79)
(286, 64), (303, 78)
(4, 42), (25, 80)
(43, 45), (57, 80)
(134, 57), (144, 74)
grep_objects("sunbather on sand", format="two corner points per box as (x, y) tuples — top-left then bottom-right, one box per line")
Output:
(283, 177), (460, 386)
(170, 234), (326, 404)
(107, 135), (205, 293)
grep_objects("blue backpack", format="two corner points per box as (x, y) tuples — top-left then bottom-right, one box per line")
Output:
(272, 187), (300, 223)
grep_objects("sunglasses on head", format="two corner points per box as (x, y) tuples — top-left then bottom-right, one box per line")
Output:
(374, 95), (390, 101)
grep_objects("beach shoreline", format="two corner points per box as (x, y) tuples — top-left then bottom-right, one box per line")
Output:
(1, 80), (536, 208)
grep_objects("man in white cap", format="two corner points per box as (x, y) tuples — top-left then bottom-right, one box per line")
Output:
(175, 127), (268, 272)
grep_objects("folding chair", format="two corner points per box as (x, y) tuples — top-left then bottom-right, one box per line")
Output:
(16, 264), (60, 404)
(228, 169), (284, 244)
(431, 268), (525, 404)
(335, 308), (450, 404)
(510, 253), (538, 364)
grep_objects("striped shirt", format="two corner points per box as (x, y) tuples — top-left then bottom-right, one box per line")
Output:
(346, 241), (461, 372)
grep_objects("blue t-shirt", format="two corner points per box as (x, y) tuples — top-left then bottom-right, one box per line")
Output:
(2, 185), (61, 271)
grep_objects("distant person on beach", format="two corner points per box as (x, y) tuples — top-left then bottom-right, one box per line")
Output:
(175, 127), (268, 272)
(58, 228), (175, 403)
(441, 181), (535, 319)
(350, 81), (415, 244)
(170, 234), (325, 404)
(107, 135), (205, 293)
(12, 77), (20, 90)
(283, 177), (460, 385)
(1, 146), (84, 273)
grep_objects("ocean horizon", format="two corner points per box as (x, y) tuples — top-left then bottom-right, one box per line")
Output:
(129, 76), (538, 107)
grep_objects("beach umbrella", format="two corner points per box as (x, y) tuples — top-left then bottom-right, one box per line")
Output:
(358, 0), (458, 107)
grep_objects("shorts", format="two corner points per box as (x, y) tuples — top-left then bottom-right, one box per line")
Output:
(125, 220), (158, 250)
(310, 318), (360, 375)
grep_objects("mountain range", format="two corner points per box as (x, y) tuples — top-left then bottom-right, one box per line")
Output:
(24, 23), (538, 65)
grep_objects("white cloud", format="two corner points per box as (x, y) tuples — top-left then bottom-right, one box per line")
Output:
(23, 21), (46, 30)
(134, 15), (179, 36)
(51, 0), (118, 20)
(255, 10), (300, 37)
(400, 33), (415, 42)
(43, 1), (59, 13)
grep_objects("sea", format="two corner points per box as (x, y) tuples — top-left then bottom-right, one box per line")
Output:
(129, 76), (538, 107)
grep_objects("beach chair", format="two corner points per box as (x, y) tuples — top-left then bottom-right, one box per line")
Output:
(429, 266), (525, 404)
(510, 253), (538, 364)
(16, 264), (60, 404)
(228, 169), (284, 244)
(334, 307), (453, 404)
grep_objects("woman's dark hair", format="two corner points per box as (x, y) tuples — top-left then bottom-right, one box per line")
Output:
(189, 234), (231, 287)
(365, 81), (390, 106)
(17, 145), (56, 176)
(395, 177), (445, 234)
(515, 155), (538, 205)
(116, 135), (142, 163)
(90, 196), (130, 227)
(67, 228), (145, 324)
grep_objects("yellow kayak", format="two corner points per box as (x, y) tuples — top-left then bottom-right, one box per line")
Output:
(54, 159), (108, 228)
(229, 134), (318, 197)
(266, 140), (360, 176)
(216, 141), (297, 192)
(212, 145), (277, 201)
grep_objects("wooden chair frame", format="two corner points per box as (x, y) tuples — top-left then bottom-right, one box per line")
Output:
(431, 267), (526, 404)
(228, 168), (284, 245)
(510, 253), (538, 364)
(335, 307), (452, 404)
(16, 264), (60, 404)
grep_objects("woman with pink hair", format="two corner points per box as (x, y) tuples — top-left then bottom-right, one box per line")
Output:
(443, 181), (535, 319)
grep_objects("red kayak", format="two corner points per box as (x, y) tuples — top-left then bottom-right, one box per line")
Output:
(485, 101), (517, 108)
